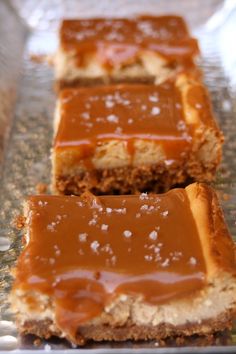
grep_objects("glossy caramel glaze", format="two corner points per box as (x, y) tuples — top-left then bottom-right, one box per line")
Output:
(14, 191), (206, 341)
(60, 16), (199, 68)
(54, 83), (193, 164)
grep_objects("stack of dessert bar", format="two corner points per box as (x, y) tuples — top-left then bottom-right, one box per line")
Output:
(11, 16), (236, 346)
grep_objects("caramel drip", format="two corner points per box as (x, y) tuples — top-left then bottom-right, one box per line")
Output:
(60, 16), (199, 68)
(55, 83), (193, 166)
(14, 191), (206, 341)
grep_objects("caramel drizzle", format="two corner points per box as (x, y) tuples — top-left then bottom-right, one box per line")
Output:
(14, 191), (206, 341)
(60, 16), (199, 68)
(55, 83), (193, 167)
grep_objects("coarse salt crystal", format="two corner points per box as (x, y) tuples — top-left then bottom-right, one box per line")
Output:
(90, 240), (100, 253)
(151, 107), (160, 115)
(101, 224), (109, 231)
(144, 255), (153, 261)
(149, 95), (159, 102)
(89, 218), (97, 226)
(47, 224), (55, 232)
(149, 230), (158, 240)
(114, 208), (126, 214)
(107, 114), (119, 123)
(38, 200), (48, 206)
(161, 210), (169, 217)
(139, 192), (148, 200)
(161, 258), (170, 267)
(140, 204), (149, 211)
(105, 100), (114, 108)
(81, 112), (90, 120)
(189, 257), (197, 266)
(106, 207), (112, 213)
(78, 233), (88, 242)
(123, 230), (132, 238)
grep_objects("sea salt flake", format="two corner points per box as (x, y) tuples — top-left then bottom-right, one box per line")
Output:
(81, 112), (90, 120)
(149, 95), (159, 102)
(110, 255), (117, 265)
(105, 100), (114, 108)
(107, 114), (119, 123)
(144, 255), (153, 261)
(161, 210), (169, 217)
(114, 207), (126, 214)
(89, 218), (97, 226)
(47, 224), (55, 232)
(38, 200), (48, 207)
(189, 257), (197, 266)
(101, 224), (109, 231)
(78, 233), (88, 242)
(91, 240), (100, 253)
(139, 192), (148, 200)
(106, 207), (112, 213)
(149, 230), (158, 240)
(140, 204), (149, 211)
(123, 230), (132, 238)
(161, 258), (170, 267)
(151, 106), (160, 115)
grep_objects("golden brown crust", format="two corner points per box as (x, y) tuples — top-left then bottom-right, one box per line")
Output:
(18, 308), (235, 345)
(186, 183), (236, 278)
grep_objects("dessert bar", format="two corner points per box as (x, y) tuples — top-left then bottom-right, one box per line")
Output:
(11, 183), (236, 345)
(52, 74), (223, 195)
(54, 15), (199, 89)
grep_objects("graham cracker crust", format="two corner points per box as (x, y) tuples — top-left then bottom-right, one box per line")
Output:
(19, 309), (235, 346)
(53, 162), (216, 196)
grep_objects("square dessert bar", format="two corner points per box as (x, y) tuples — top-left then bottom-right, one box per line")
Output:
(54, 15), (200, 89)
(11, 183), (236, 345)
(52, 74), (223, 196)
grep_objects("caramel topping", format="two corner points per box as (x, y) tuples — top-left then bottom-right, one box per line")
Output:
(60, 16), (199, 68)
(55, 83), (192, 163)
(14, 191), (206, 341)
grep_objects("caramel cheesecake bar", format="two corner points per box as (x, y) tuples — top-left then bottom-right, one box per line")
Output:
(52, 74), (223, 196)
(11, 183), (236, 345)
(54, 15), (199, 89)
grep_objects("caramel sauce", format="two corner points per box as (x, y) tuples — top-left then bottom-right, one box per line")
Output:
(14, 191), (206, 341)
(60, 16), (199, 68)
(55, 83), (193, 165)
